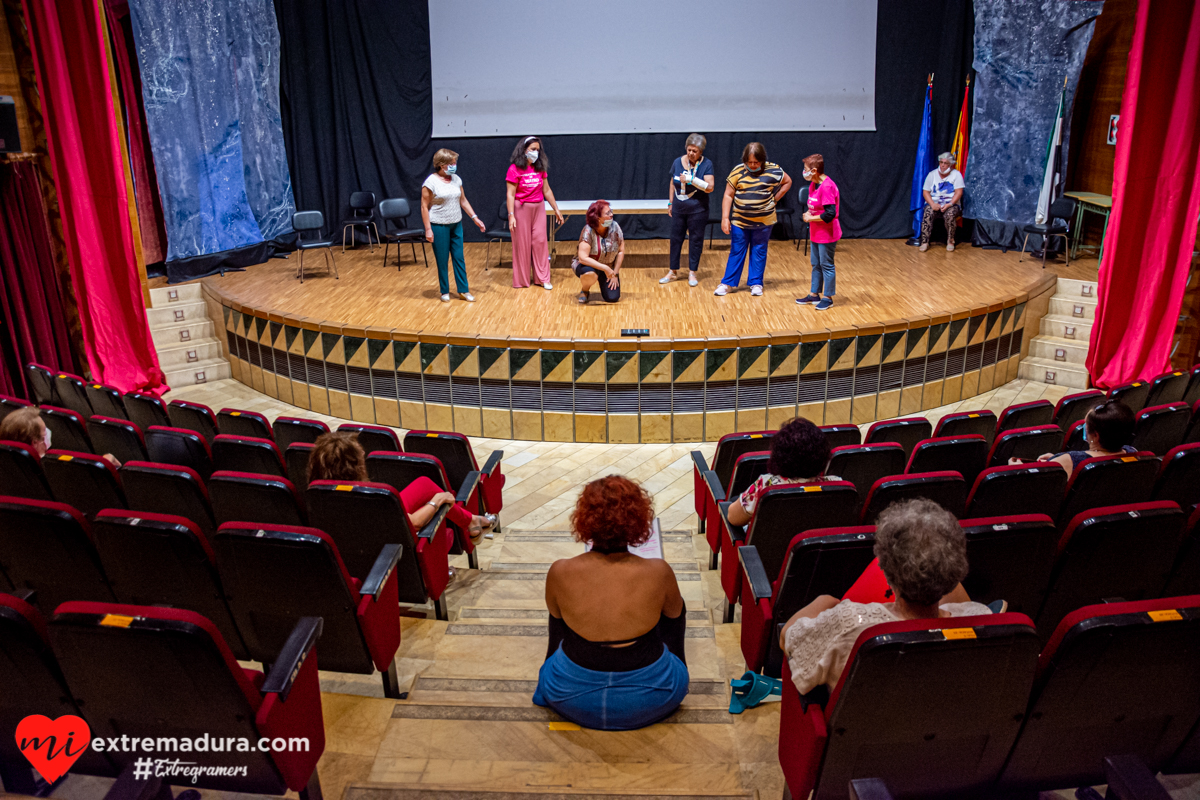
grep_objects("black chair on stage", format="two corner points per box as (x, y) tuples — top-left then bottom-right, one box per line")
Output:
(122, 389), (171, 431)
(292, 210), (339, 283)
(84, 382), (127, 420)
(42, 450), (126, 519)
(218, 407), (273, 439)
(774, 190), (796, 245)
(1052, 389), (1104, 431)
(965, 463), (1067, 520)
(52, 371), (93, 419)
(24, 363), (58, 406)
(379, 197), (428, 269)
(340, 191), (379, 251)
(1018, 196), (1076, 269)
(484, 203), (512, 270)
(273, 416), (329, 450)
(793, 185), (810, 254)
(86, 416), (148, 464)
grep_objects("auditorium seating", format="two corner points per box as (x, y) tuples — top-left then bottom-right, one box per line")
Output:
(41, 450), (126, 519)
(986, 425), (1064, 467)
(306, 479), (454, 618)
(1188, 399), (1200, 444)
(122, 389), (171, 431)
(777, 613), (1040, 800)
(1053, 389), (1104, 430)
(965, 463), (1067, 520)
(1145, 369), (1190, 407)
(692, 431), (775, 546)
(826, 443), (906, 501)
(933, 409), (997, 442)
(1162, 507), (1200, 599)
(51, 371), (92, 419)
(1186, 365), (1200, 406)
(1131, 402), (1192, 456)
(0, 497), (115, 611)
(145, 425), (214, 479)
(1057, 452), (1161, 528)
(738, 525), (877, 674)
(995, 399), (1054, 437)
(863, 417), (931, 457)
(905, 435), (987, 487)
(24, 363), (57, 406)
(1063, 418), (1087, 450)
(1108, 380), (1151, 413)
(209, 471), (306, 527)
(274, 416), (329, 449)
(404, 430), (505, 524)
(1036, 502), (1186, 638)
(818, 424), (861, 449)
(0, 441), (53, 501)
(0, 394), (30, 423)
(693, 450), (772, 568)
(121, 461), (217, 542)
(961, 514), (1059, 617)
(999, 597), (1200, 793)
(91, 510), (248, 658)
(84, 382), (127, 420)
(860, 472), (966, 523)
(169, 399), (220, 443)
(214, 522), (403, 697)
(86, 416), (148, 463)
(49, 603), (325, 798)
(718, 481), (859, 622)
(286, 442), (315, 490)
(39, 405), (92, 452)
(339, 422), (401, 454)
(212, 433), (288, 477)
(218, 407), (273, 439)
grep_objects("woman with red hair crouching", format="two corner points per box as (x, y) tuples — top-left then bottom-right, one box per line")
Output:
(572, 200), (624, 304)
(533, 475), (688, 729)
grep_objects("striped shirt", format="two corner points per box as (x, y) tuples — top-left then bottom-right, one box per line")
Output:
(727, 162), (785, 229)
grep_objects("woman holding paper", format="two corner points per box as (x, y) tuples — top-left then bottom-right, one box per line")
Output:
(660, 134), (714, 287)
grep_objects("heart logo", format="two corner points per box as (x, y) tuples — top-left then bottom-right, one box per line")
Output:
(15, 715), (91, 783)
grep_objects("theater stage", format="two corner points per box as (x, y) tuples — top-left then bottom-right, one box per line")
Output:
(198, 239), (1096, 443)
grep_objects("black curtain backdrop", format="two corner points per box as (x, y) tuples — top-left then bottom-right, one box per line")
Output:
(275, 0), (973, 245)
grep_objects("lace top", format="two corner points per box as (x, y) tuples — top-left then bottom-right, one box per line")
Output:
(737, 473), (842, 515)
(783, 600), (992, 695)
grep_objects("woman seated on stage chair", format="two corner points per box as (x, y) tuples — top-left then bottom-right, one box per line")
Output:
(725, 417), (837, 528)
(534, 476), (689, 730)
(1011, 398), (1136, 476)
(307, 432), (495, 543)
(779, 499), (992, 695)
(572, 200), (625, 304)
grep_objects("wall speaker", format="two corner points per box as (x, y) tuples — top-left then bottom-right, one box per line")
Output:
(0, 97), (22, 153)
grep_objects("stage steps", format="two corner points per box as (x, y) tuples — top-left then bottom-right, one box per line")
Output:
(145, 283), (230, 388)
(1017, 277), (1098, 391)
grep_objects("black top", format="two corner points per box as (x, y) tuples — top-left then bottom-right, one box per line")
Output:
(547, 611), (687, 672)
(1059, 444), (1137, 470)
(671, 156), (714, 212)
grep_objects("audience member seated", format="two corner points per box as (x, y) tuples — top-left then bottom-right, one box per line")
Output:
(307, 432), (494, 541)
(779, 499), (991, 695)
(534, 476), (688, 730)
(725, 417), (838, 528)
(1014, 399), (1136, 476)
(0, 406), (121, 468)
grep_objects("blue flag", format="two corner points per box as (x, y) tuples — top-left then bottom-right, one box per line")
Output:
(910, 83), (936, 241)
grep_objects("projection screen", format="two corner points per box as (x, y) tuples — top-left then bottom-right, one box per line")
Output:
(429, 0), (878, 137)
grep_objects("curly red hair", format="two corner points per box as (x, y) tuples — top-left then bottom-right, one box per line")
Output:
(571, 475), (654, 550)
(585, 199), (611, 233)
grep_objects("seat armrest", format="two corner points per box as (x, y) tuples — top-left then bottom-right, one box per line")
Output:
(261, 617), (323, 702)
(738, 546), (772, 601)
(702, 468), (726, 504)
(455, 470), (482, 505)
(1103, 755), (1172, 800)
(361, 544), (403, 599)
(690, 450), (710, 475)
(418, 503), (451, 540)
(718, 501), (745, 544)
(849, 778), (897, 800)
(10, 588), (37, 604)
(481, 450), (503, 476)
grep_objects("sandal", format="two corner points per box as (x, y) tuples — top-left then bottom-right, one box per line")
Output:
(468, 513), (498, 545)
(577, 291), (590, 304)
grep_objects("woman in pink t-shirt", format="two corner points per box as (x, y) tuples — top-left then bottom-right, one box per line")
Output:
(505, 136), (565, 289)
(795, 154), (842, 311)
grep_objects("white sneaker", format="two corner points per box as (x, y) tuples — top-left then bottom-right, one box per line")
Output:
(542, 281), (553, 290)
(688, 273), (698, 287)
(440, 294), (450, 302)
(750, 285), (763, 297)
(714, 284), (729, 296)
(461, 292), (476, 302)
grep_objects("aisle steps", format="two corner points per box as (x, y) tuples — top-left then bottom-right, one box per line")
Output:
(1017, 277), (1098, 391)
(146, 282), (230, 389)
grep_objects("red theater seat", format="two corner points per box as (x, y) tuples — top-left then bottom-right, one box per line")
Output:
(1145, 369), (1190, 407)
(965, 462), (1067, 522)
(1108, 379), (1152, 413)
(863, 416), (932, 457)
(405, 430), (505, 521)
(933, 409), (997, 443)
(40, 405), (92, 453)
(690, 432), (774, 557)
(995, 399), (1054, 437)
(818, 424), (861, 449)
(168, 399), (220, 443)
(51, 371), (92, 419)
(1131, 402), (1192, 456)
(285, 442), (316, 491)
(1163, 506), (1200, 599)
(0, 440), (53, 502)
(986, 425), (1064, 467)
(273, 416), (329, 450)
(859, 471), (966, 524)
(1152, 443), (1200, 509)
(24, 363), (57, 406)
(212, 434), (288, 478)
(0, 394), (31, 424)
(121, 461), (216, 542)
(693, 449), (771, 569)
(145, 425), (214, 479)
(1057, 451), (1160, 528)
(86, 416), (148, 464)
(209, 471), (306, 528)
(1052, 389), (1105, 431)
(827, 443), (906, 502)
(906, 435), (987, 487)
(41, 450), (126, 519)
(122, 389), (171, 432)
(217, 407), (273, 439)
(83, 382), (127, 420)
(338, 423), (401, 454)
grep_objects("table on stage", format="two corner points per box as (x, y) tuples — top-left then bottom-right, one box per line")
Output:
(545, 199), (671, 253)
(1064, 191), (1112, 261)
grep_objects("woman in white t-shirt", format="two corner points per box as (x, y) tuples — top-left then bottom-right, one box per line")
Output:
(421, 149), (487, 302)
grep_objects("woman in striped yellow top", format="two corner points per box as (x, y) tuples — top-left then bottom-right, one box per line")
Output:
(715, 142), (792, 297)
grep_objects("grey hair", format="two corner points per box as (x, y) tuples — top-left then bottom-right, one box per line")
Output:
(873, 499), (968, 607)
(938, 152), (956, 163)
(685, 133), (707, 151)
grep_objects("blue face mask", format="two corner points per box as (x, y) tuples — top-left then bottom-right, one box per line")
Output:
(1081, 421), (1089, 445)
(747, 165), (762, 174)
(446, 164), (457, 174)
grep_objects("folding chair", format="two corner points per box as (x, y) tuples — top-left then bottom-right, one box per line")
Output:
(863, 417), (932, 458)
(859, 471), (967, 523)
(1131, 402), (1192, 456)
(965, 463), (1067, 520)
(86, 416), (148, 464)
(339, 423), (401, 454)
(145, 425), (214, 479)
(292, 210), (339, 283)
(986, 425), (1064, 467)
(906, 435), (987, 488)
(209, 471), (306, 528)
(217, 408), (273, 439)
(120, 461), (217, 543)
(42, 450), (126, 519)
(0, 497), (115, 612)
(168, 399), (219, 443)
(273, 416), (329, 450)
(212, 434), (288, 478)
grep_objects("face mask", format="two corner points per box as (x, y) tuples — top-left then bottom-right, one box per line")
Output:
(525, 150), (539, 163)
(1081, 421), (1090, 445)
(803, 169), (814, 180)
(939, 164), (952, 175)
(600, 219), (612, 230)
(42, 427), (51, 449)
(747, 165), (762, 174)
(445, 164), (457, 174)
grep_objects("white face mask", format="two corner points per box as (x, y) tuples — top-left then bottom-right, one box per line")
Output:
(803, 169), (814, 181)
(42, 426), (52, 449)
(939, 163), (953, 175)
(525, 150), (539, 163)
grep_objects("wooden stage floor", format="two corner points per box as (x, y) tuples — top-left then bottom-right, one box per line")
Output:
(203, 238), (1098, 341)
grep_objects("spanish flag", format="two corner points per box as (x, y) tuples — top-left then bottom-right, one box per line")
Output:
(951, 75), (971, 178)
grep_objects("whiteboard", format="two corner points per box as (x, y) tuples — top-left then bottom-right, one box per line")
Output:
(429, 0), (877, 137)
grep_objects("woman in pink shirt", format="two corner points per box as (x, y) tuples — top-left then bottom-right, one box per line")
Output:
(795, 154), (842, 311)
(505, 136), (565, 289)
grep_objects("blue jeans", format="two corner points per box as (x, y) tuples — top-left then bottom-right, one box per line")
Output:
(720, 225), (771, 287)
(533, 645), (689, 730)
(431, 221), (469, 294)
(810, 241), (837, 296)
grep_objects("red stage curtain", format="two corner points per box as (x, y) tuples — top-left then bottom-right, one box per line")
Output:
(21, 0), (165, 394)
(0, 160), (77, 398)
(1086, 0), (1200, 388)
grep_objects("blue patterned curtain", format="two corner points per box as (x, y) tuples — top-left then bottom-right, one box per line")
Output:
(129, 0), (294, 262)
(968, 0), (1101, 247)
